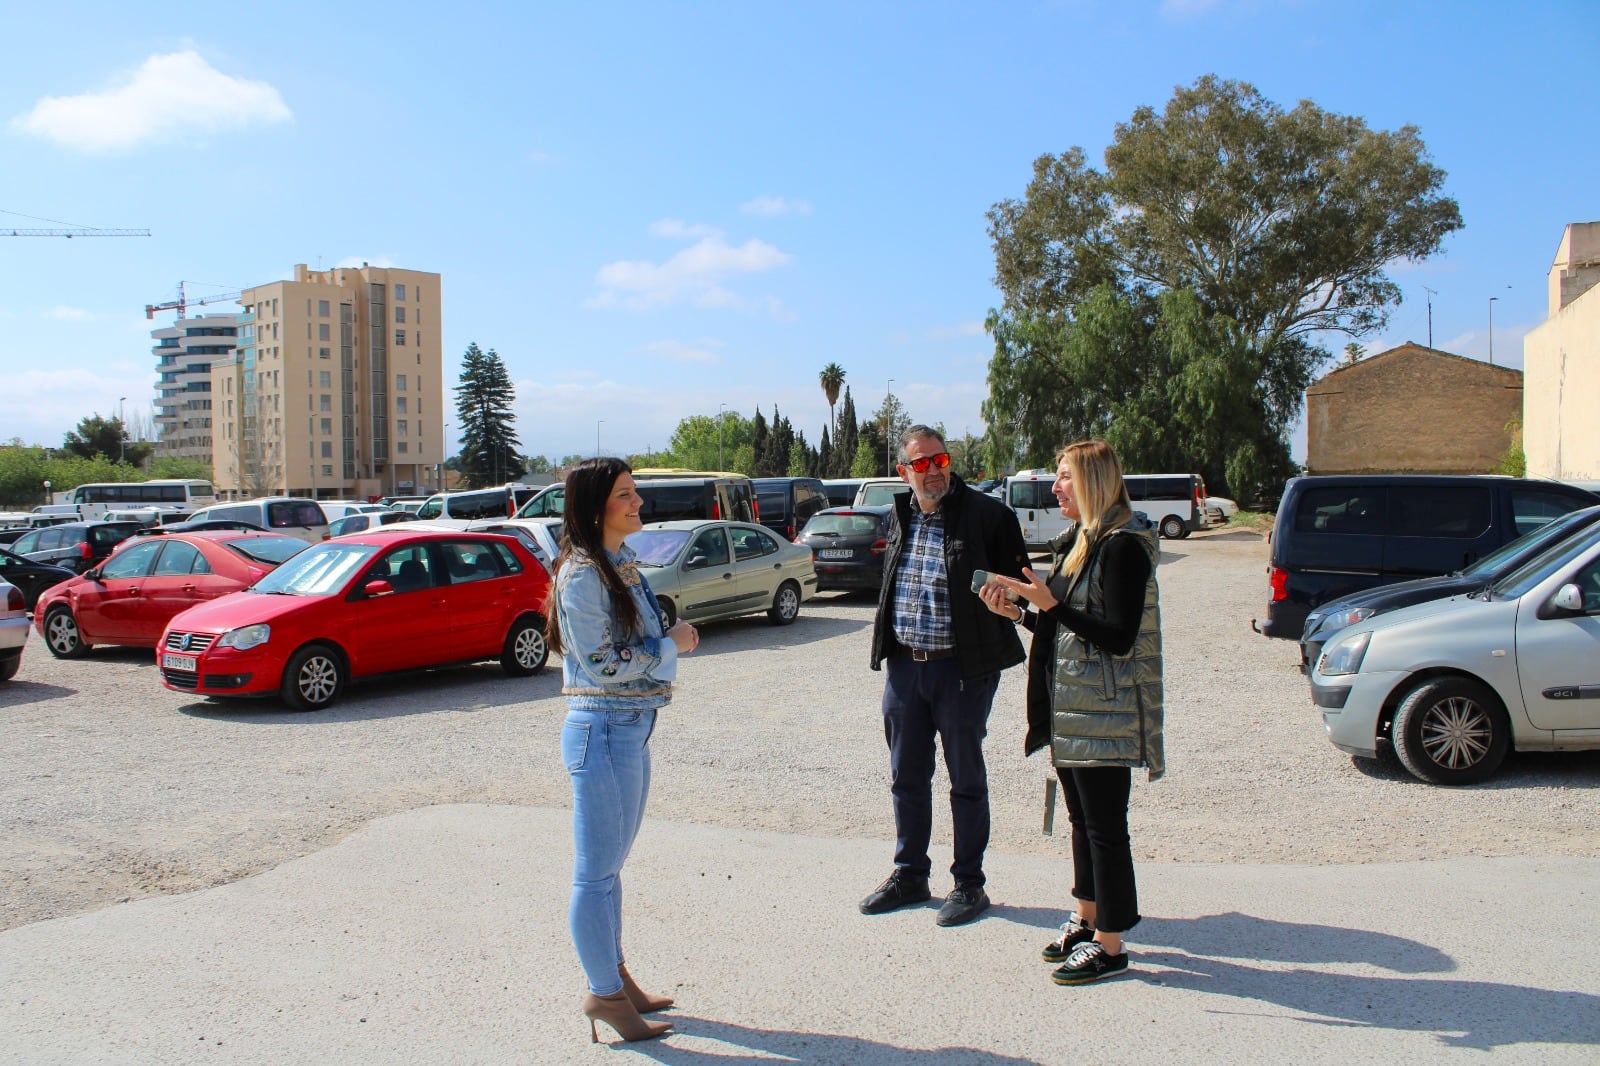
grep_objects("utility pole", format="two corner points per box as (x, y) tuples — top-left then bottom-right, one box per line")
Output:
(1422, 286), (1436, 348)
(884, 379), (895, 475)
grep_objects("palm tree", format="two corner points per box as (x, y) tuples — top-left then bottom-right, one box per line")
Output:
(819, 363), (846, 438)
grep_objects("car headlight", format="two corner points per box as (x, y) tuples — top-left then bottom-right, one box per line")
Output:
(217, 623), (271, 651)
(1318, 630), (1371, 676)
(1323, 606), (1375, 631)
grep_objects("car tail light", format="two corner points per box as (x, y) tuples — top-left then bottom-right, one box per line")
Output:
(5, 586), (22, 612)
(752, 499), (760, 522)
(712, 501), (722, 520)
(871, 538), (888, 556)
(1269, 566), (1288, 602)
(786, 522), (795, 540)
(79, 541), (93, 560)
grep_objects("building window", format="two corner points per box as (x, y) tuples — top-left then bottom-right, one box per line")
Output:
(395, 306), (406, 324)
(322, 464), (333, 476)
(319, 300), (330, 317)
(395, 329), (406, 347)
(321, 417), (332, 434)
(394, 283), (405, 301)
(397, 419), (408, 435)
(395, 397), (407, 413)
(415, 308), (423, 324)
(319, 323), (331, 341)
(321, 441), (332, 458)
(396, 374), (407, 391)
(320, 394), (332, 412)
(319, 347), (330, 360)
(397, 441), (409, 453)
(319, 371), (331, 387)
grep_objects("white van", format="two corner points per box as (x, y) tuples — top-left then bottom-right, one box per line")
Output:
(853, 478), (912, 508)
(1005, 469), (1209, 546)
(414, 485), (539, 526)
(1004, 470), (1072, 550)
(186, 497), (330, 543)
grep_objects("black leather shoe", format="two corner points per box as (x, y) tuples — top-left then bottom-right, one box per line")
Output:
(859, 871), (931, 915)
(936, 882), (990, 927)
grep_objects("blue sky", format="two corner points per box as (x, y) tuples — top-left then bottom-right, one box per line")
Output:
(2, 1), (1596, 465)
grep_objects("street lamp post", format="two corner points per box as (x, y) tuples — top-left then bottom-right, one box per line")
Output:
(1488, 296), (1498, 366)
(440, 423), (452, 491)
(43, 479), (52, 507)
(118, 396), (127, 465)
(718, 403), (728, 471)
(884, 379), (894, 475)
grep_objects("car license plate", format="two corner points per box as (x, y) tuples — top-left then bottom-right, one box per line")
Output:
(818, 549), (852, 559)
(163, 653), (197, 672)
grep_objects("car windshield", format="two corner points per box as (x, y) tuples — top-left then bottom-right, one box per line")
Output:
(1489, 522), (1600, 600)
(252, 541), (379, 595)
(860, 484), (910, 507)
(225, 536), (308, 566)
(1462, 507), (1598, 577)
(627, 529), (691, 566)
(803, 513), (882, 537)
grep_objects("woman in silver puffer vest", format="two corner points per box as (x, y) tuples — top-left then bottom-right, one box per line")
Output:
(980, 440), (1163, 986)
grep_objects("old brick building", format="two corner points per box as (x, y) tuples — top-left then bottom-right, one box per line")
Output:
(1304, 342), (1522, 475)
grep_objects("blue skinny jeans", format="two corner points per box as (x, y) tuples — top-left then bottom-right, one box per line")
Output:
(562, 707), (656, 996)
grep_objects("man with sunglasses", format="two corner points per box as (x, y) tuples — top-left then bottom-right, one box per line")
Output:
(862, 425), (1029, 926)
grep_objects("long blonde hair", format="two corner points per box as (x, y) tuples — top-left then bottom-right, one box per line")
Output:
(1059, 440), (1133, 576)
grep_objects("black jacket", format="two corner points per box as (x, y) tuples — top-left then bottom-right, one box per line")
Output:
(870, 473), (1029, 682)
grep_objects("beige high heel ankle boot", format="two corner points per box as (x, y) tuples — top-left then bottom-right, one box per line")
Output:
(582, 990), (673, 1044)
(619, 963), (675, 1013)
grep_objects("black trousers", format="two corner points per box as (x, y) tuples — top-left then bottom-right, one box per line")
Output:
(1058, 764), (1141, 933)
(881, 655), (999, 886)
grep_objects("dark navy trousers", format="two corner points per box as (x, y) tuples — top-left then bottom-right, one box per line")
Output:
(881, 654), (1000, 886)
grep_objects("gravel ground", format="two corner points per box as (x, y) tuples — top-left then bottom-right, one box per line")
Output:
(2, 528), (1597, 933)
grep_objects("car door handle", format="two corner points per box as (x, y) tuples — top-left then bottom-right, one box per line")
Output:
(182, 585), (197, 593)
(127, 587), (141, 597)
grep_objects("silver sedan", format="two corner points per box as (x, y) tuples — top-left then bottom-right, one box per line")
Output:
(627, 520), (818, 627)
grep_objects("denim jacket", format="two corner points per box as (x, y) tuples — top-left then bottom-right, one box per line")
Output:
(556, 544), (678, 711)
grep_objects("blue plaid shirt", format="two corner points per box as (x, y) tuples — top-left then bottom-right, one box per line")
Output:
(891, 502), (953, 652)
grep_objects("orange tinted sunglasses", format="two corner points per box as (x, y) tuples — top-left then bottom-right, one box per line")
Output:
(902, 451), (951, 474)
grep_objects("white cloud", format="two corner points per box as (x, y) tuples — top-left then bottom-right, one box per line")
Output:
(0, 366), (158, 447)
(641, 339), (721, 364)
(740, 195), (812, 217)
(589, 227), (792, 312)
(44, 305), (93, 321)
(11, 50), (291, 153)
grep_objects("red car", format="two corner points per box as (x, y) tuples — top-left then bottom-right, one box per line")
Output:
(157, 528), (552, 710)
(36, 532), (308, 659)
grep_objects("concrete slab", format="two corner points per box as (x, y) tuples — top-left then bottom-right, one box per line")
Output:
(2, 805), (1596, 1065)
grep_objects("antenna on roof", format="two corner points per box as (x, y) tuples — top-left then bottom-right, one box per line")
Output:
(1421, 286), (1437, 348)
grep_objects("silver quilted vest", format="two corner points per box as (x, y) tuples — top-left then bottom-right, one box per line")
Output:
(1049, 518), (1165, 780)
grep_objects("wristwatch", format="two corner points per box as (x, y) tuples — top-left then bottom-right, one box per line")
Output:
(1011, 604), (1026, 625)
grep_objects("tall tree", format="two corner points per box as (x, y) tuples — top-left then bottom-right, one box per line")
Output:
(986, 75), (1461, 497)
(831, 387), (859, 477)
(453, 343), (526, 488)
(818, 363), (846, 438)
(62, 414), (150, 466)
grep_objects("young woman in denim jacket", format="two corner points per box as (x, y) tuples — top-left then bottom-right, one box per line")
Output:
(545, 457), (699, 1043)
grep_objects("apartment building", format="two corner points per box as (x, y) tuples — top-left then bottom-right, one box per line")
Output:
(211, 262), (443, 500)
(151, 313), (238, 462)
(1524, 221), (1600, 479)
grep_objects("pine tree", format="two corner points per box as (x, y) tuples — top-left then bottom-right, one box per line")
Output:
(453, 342), (526, 488)
(831, 388), (859, 477)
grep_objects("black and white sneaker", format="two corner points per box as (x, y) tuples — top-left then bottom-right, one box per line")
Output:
(1050, 941), (1129, 985)
(1041, 914), (1095, 963)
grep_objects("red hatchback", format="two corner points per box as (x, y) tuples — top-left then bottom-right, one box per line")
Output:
(157, 529), (551, 710)
(36, 532), (307, 659)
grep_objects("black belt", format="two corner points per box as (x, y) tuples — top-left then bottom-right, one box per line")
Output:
(905, 646), (955, 662)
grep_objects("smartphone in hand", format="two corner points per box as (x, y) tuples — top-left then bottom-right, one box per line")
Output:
(970, 569), (994, 594)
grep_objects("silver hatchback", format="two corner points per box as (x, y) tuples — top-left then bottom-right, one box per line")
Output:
(627, 520), (818, 628)
(1310, 521), (1600, 784)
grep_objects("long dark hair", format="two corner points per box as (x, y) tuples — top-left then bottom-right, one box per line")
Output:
(545, 457), (642, 657)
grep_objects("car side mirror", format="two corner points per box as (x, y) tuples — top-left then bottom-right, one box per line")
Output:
(82, 567), (101, 581)
(1549, 583), (1585, 615)
(686, 554), (709, 570)
(363, 579), (395, 598)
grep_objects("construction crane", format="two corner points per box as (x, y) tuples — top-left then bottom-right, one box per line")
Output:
(4, 227), (151, 237)
(145, 281), (245, 320)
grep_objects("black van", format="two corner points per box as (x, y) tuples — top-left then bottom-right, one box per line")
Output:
(1254, 475), (1600, 639)
(753, 477), (830, 540)
(516, 476), (758, 526)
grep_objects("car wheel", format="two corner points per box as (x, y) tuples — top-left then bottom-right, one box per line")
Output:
(0, 653), (19, 681)
(280, 643), (344, 711)
(1159, 515), (1187, 540)
(768, 580), (801, 625)
(502, 613), (548, 676)
(656, 596), (678, 628)
(44, 606), (87, 659)
(1391, 676), (1510, 785)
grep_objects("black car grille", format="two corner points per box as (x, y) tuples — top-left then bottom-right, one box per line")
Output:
(161, 668), (199, 690)
(164, 631), (218, 653)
